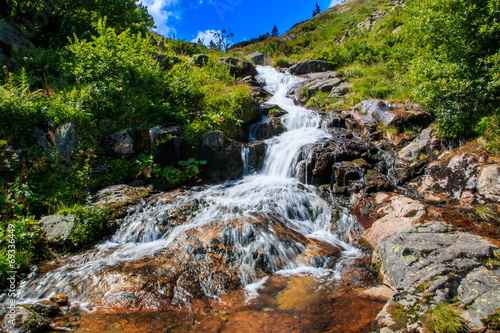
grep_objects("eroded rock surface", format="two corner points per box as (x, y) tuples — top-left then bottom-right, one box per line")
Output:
(373, 221), (500, 332)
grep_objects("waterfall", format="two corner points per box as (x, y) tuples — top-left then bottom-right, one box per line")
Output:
(15, 67), (362, 305)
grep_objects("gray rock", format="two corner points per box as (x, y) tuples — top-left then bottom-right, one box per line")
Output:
(373, 221), (500, 331)
(249, 117), (285, 141)
(154, 54), (181, 70)
(202, 131), (224, 150)
(329, 82), (353, 97)
(243, 141), (266, 174)
(289, 60), (335, 75)
(0, 20), (32, 50)
(149, 125), (181, 146)
(352, 99), (430, 129)
(191, 54), (209, 67)
(34, 123), (78, 163)
(305, 71), (342, 81)
(29, 300), (59, 317)
(477, 164), (500, 200)
(398, 127), (433, 162)
(1, 305), (49, 333)
(260, 104), (287, 117)
(247, 52), (268, 65)
(40, 214), (76, 244)
(220, 57), (257, 78)
(458, 267), (500, 331)
(104, 129), (135, 155)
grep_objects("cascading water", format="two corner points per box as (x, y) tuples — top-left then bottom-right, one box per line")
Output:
(15, 66), (362, 308)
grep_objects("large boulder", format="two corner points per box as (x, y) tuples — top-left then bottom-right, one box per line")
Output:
(201, 131), (224, 150)
(397, 127), (435, 162)
(373, 221), (500, 332)
(220, 57), (257, 78)
(191, 54), (209, 67)
(249, 117), (285, 141)
(40, 214), (76, 244)
(153, 54), (181, 70)
(361, 194), (426, 248)
(289, 60), (335, 75)
(0, 20), (31, 58)
(352, 99), (430, 130)
(477, 164), (500, 201)
(103, 128), (136, 155)
(247, 52), (269, 65)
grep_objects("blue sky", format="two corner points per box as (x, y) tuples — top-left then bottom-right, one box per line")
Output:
(140, 0), (344, 45)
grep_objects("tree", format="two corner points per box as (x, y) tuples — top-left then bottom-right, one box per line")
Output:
(404, 0), (500, 137)
(271, 25), (279, 37)
(210, 29), (234, 52)
(312, 3), (321, 17)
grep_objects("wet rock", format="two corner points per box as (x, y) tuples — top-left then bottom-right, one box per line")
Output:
(289, 60), (335, 75)
(243, 142), (266, 174)
(193, 142), (243, 182)
(40, 214), (76, 244)
(34, 123), (78, 163)
(357, 285), (394, 302)
(250, 117), (284, 141)
(352, 99), (429, 130)
(260, 104), (287, 117)
(49, 294), (69, 306)
(247, 52), (268, 65)
(477, 164), (500, 201)
(191, 54), (208, 67)
(240, 76), (272, 100)
(220, 57), (257, 78)
(361, 194), (426, 249)
(1, 305), (49, 333)
(373, 221), (500, 331)
(201, 131), (224, 150)
(29, 300), (59, 317)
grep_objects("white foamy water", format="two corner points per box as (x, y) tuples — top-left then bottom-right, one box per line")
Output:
(15, 67), (362, 304)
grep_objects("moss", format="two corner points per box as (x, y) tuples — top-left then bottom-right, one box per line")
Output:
(482, 307), (500, 330)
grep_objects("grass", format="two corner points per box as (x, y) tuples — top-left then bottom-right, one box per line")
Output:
(475, 205), (498, 222)
(421, 303), (468, 333)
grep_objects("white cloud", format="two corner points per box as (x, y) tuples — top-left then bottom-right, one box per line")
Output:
(191, 30), (221, 46)
(329, 0), (344, 8)
(140, 0), (179, 36)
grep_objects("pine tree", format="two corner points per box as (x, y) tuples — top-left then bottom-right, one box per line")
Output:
(271, 25), (279, 37)
(313, 3), (321, 17)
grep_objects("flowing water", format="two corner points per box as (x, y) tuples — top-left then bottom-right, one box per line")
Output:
(11, 67), (384, 332)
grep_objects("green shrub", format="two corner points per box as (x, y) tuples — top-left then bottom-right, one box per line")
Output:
(57, 205), (107, 249)
(421, 303), (467, 333)
(272, 57), (292, 68)
(0, 215), (47, 284)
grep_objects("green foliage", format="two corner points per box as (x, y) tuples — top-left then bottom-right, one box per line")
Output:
(56, 205), (107, 249)
(482, 307), (500, 330)
(0, 215), (47, 284)
(4, 0), (154, 46)
(272, 57), (292, 68)
(403, 0), (500, 137)
(475, 204), (497, 222)
(421, 303), (468, 333)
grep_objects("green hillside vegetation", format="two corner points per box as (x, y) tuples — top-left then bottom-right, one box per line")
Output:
(0, 1), (255, 281)
(234, 0), (500, 145)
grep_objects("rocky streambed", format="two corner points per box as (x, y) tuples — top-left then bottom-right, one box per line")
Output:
(2, 64), (500, 333)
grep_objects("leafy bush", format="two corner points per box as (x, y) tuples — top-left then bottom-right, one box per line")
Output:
(272, 57), (292, 68)
(403, 0), (500, 137)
